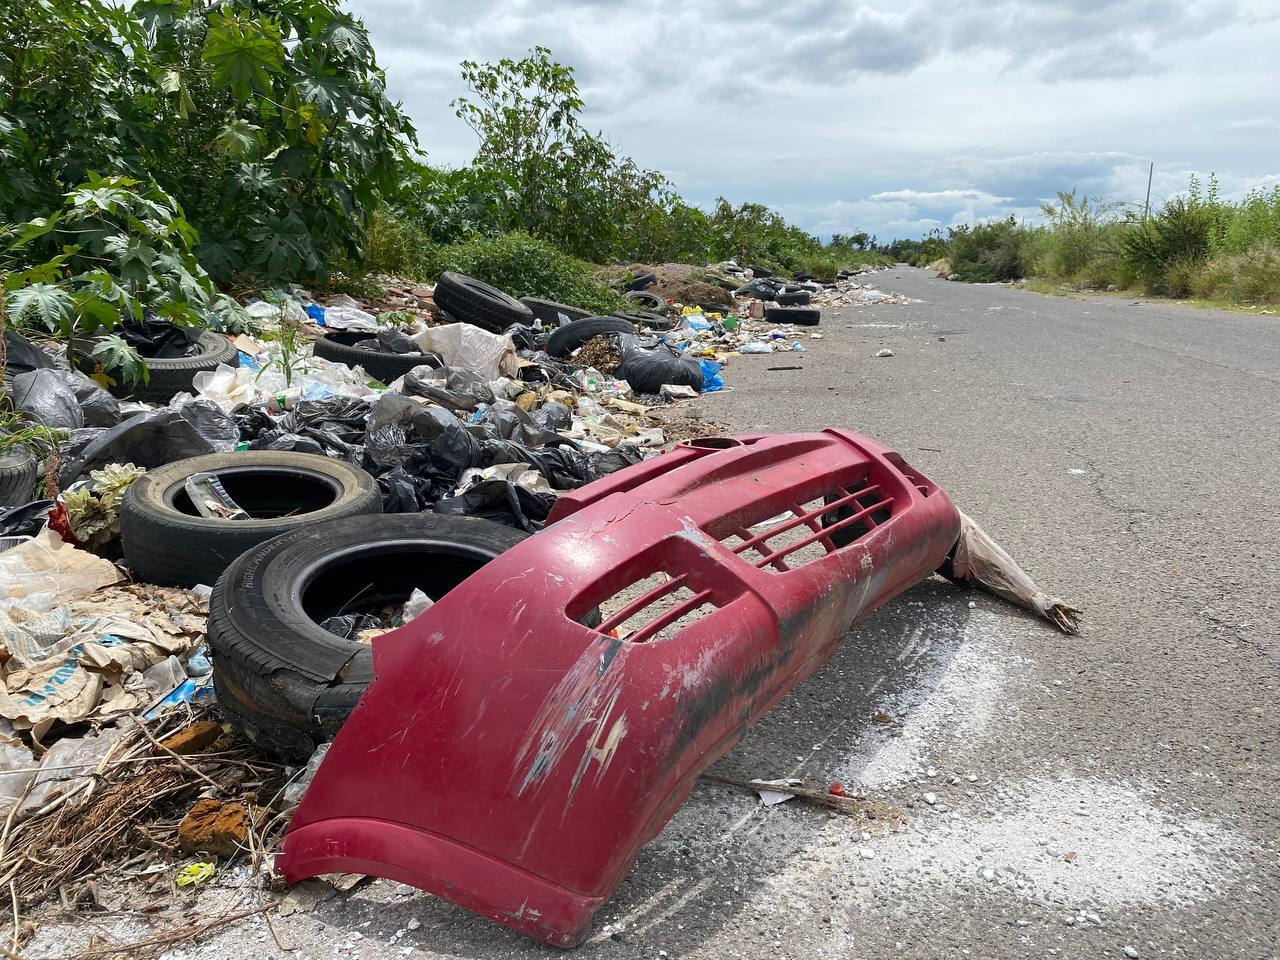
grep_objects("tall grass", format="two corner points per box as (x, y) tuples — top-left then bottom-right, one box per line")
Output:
(932, 177), (1280, 306)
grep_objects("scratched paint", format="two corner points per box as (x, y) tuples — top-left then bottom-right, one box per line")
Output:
(512, 635), (624, 796)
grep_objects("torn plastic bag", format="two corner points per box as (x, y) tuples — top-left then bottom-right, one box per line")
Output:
(365, 394), (482, 475)
(504, 323), (543, 351)
(3, 330), (56, 378)
(944, 511), (1082, 633)
(614, 336), (703, 395)
(515, 351), (581, 390)
(251, 396), (372, 463)
(531, 401), (572, 433)
(119, 316), (201, 359)
(477, 439), (644, 490)
(319, 613), (382, 641)
(465, 400), (547, 446)
(0, 500), (54, 538)
(376, 328), (424, 356)
(412, 323), (518, 381)
(376, 466), (455, 513)
(399, 366), (495, 412)
(12, 369), (120, 428)
(733, 278), (781, 300)
(433, 479), (555, 532)
(60, 398), (238, 486)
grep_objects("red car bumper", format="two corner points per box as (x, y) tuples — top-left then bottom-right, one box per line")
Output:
(276, 431), (960, 946)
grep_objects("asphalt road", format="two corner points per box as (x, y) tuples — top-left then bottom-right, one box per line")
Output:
(61, 270), (1279, 960)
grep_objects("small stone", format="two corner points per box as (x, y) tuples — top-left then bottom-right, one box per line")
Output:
(407, 918), (421, 931)
(1123, 948), (1139, 959)
(968, 601), (977, 609)
(924, 792), (938, 805)
(926, 766), (937, 777)
(1064, 916), (1075, 926)
(394, 883), (414, 897)
(875, 348), (895, 358)
(349, 933), (362, 941)
(860, 848), (875, 860)
(981, 868), (995, 881)
(860, 831), (871, 841)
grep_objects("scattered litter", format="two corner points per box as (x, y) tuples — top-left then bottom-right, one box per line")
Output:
(175, 860), (216, 888)
(946, 511), (1082, 632)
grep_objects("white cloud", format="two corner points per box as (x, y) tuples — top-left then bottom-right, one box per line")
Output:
(352, 0), (1280, 239)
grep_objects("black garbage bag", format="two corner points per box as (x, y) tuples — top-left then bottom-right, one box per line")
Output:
(319, 613), (383, 641)
(733, 278), (780, 301)
(119, 315), (202, 358)
(60, 398), (238, 486)
(252, 396), (372, 463)
(614, 336), (703, 395)
(465, 399), (546, 446)
(514, 351), (580, 389)
(433, 479), (556, 532)
(376, 328), (423, 356)
(399, 366), (495, 412)
(365, 394), (483, 476)
(376, 465), (456, 513)
(477, 438), (644, 490)
(0, 500), (54, 538)
(10, 369), (83, 428)
(504, 323), (544, 351)
(3, 330), (57, 377)
(11, 368), (120, 429)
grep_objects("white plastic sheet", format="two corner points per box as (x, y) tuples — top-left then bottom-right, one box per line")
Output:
(412, 323), (519, 381)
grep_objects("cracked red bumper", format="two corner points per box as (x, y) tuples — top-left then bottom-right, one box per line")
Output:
(276, 430), (960, 946)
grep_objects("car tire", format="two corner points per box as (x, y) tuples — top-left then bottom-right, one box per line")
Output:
(622, 290), (666, 313)
(120, 451), (382, 588)
(209, 513), (528, 760)
(519, 298), (593, 326)
(70, 330), (238, 404)
(0, 448), (39, 507)
(433, 272), (533, 333)
(775, 290), (811, 306)
(763, 305), (821, 326)
(613, 309), (675, 331)
(626, 272), (657, 291)
(546, 316), (637, 359)
(745, 264), (773, 278)
(312, 331), (442, 384)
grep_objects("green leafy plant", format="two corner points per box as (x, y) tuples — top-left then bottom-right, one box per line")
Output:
(426, 232), (623, 314)
(62, 462), (145, 550)
(2, 174), (245, 384)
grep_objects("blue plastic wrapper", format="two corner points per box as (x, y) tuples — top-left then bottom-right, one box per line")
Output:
(143, 676), (214, 720)
(306, 303), (326, 325)
(699, 358), (724, 393)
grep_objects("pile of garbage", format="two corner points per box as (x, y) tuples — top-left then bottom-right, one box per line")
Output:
(0, 260), (941, 953)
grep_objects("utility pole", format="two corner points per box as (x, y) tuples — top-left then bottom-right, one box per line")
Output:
(1143, 162), (1154, 220)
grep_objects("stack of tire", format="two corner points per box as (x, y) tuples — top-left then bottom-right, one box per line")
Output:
(117, 448), (534, 760)
(734, 275), (821, 326)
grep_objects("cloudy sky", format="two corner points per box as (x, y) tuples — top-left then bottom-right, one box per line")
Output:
(356, 0), (1280, 241)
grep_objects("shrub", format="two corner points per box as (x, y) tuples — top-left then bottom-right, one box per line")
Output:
(1120, 197), (1217, 294)
(946, 217), (1029, 282)
(425, 233), (623, 314)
